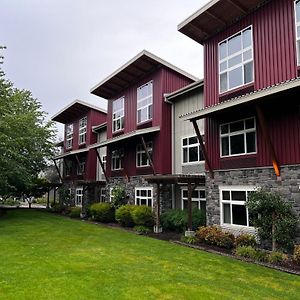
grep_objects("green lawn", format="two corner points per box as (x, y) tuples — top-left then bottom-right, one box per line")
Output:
(0, 210), (299, 300)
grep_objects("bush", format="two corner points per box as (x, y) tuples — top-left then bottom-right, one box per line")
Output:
(132, 205), (154, 227)
(50, 203), (64, 213)
(89, 203), (115, 223)
(253, 249), (269, 262)
(68, 207), (81, 218)
(161, 209), (206, 233)
(133, 225), (152, 234)
(181, 235), (197, 245)
(293, 245), (300, 265)
(235, 246), (257, 259)
(115, 205), (135, 227)
(235, 234), (257, 248)
(111, 187), (126, 208)
(195, 226), (235, 249)
(0, 199), (20, 206)
(268, 251), (288, 264)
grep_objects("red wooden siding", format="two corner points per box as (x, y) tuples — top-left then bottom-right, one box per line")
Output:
(204, 0), (297, 107)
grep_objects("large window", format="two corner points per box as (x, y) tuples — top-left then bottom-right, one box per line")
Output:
(77, 159), (85, 175)
(295, 1), (300, 64)
(112, 97), (124, 132)
(79, 116), (87, 144)
(135, 188), (153, 207)
(182, 136), (205, 164)
(137, 81), (153, 124)
(75, 187), (83, 207)
(136, 142), (153, 167)
(182, 189), (206, 211)
(220, 117), (256, 157)
(219, 26), (254, 93)
(66, 124), (73, 149)
(111, 149), (123, 170)
(220, 186), (255, 227)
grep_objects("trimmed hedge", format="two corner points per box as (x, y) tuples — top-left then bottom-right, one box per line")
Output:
(131, 205), (154, 227)
(89, 203), (115, 223)
(68, 207), (81, 218)
(235, 233), (257, 248)
(115, 205), (135, 227)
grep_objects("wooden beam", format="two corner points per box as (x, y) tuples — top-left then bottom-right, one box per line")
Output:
(191, 120), (214, 179)
(205, 11), (226, 26)
(187, 183), (198, 231)
(155, 183), (161, 232)
(255, 105), (281, 178)
(226, 0), (247, 14)
(53, 159), (63, 182)
(94, 148), (109, 183)
(140, 136), (156, 175)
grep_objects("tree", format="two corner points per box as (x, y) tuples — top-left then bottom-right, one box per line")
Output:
(0, 72), (56, 198)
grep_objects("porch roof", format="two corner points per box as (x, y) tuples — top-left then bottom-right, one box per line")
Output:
(53, 148), (89, 160)
(144, 174), (205, 185)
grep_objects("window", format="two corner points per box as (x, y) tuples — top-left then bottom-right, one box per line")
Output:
(220, 117), (256, 157)
(111, 149), (123, 170)
(77, 159), (85, 175)
(295, 1), (300, 65)
(136, 142), (153, 167)
(135, 188), (153, 207)
(112, 97), (124, 132)
(100, 188), (106, 202)
(220, 186), (255, 227)
(65, 160), (73, 176)
(101, 155), (106, 174)
(110, 187), (114, 202)
(137, 81), (153, 123)
(219, 26), (254, 93)
(182, 189), (206, 211)
(66, 124), (73, 149)
(79, 117), (87, 144)
(182, 136), (205, 164)
(75, 187), (83, 207)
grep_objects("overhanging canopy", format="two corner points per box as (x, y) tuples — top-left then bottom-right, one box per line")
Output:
(53, 148), (89, 160)
(144, 174), (205, 185)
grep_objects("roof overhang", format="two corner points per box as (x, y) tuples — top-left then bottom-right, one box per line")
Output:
(178, 0), (266, 45)
(90, 50), (198, 99)
(52, 100), (107, 124)
(92, 122), (107, 133)
(144, 174), (205, 185)
(181, 78), (300, 121)
(90, 126), (160, 149)
(53, 148), (89, 160)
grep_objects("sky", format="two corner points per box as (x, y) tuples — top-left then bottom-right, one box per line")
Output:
(0, 0), (207, 138)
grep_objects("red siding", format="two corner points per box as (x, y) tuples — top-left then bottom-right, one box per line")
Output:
(204, 0), (297, 107)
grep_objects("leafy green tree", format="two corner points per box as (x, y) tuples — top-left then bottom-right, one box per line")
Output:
(111, 186), (126, 208)
(0, 71), (56, 198)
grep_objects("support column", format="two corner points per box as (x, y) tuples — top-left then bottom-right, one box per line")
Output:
(94, 148), (108, 183)
(46, 188), (50, 209)
(185, 182), (197, 236)
(154, 183), (162, 233)
(53, 159), (63, 182)
(140, 136), (156, 175)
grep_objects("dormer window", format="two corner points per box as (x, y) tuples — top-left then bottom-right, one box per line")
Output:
(295, 1), (300, 65)
(112, 97), (124, 132)
(79, 117), (87, 144)
(137, 81), (153, 124)
(219, 26), (254, 93)
(66, 124), (73, 149)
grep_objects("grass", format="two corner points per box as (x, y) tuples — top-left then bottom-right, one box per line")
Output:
(0, 209), (299, 300)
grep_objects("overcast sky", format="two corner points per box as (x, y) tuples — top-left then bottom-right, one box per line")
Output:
(1, 0), (207, 137)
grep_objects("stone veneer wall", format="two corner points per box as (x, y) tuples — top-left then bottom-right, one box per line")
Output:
(206, 164), (300, 238)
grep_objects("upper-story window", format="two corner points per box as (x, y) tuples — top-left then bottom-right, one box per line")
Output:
(136, 142), (153, 167)
(111, 149), (123, 170)
(295, 1), (300, 65)
(219, 26), (254, 94)
(137, 81), (153, 124)
(182, 136), (204, 164)
(220, 117), (256, 157)
(77, 159), (85, 175)
(112, 97), (124, 132)
(66, 124), (73, 149)
(79, 117), (87, 144)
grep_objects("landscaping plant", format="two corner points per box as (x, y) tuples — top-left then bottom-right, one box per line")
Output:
(293, 245), (300, 265)
(68, 207), (81, 218)
(89, 202), (115, 223)
(111, 186), (126, 208)
(133, 225), (152, 234)
(131, 205), (154, 227)
(235, 233), (257, 248)
(115, 204), (135, 227)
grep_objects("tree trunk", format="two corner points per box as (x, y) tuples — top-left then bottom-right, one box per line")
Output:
(29, 202), (31, 209)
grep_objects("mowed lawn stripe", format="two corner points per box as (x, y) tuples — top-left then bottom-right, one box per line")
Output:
(0, 209), (299, 300)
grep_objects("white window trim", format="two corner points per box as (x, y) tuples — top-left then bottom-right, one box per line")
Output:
(111, 150), (123, 171)
(181, 135), (205, 165)
(66, 124), (73, 149)
(135, 187), (153, 208)
(220, 117), (257, 158)
(219, 185), (258, 229)
(136, 142), (152, 167)
(295, 1), (300, 65)
(109, 187), (114, 202)
(137, 81), (153, 124)
(79, 116), (87, 145)
(218, 25), (254, 94)
(181, 188), (206, 210)
(75, 187), (83, 207)
(112, 96), (125, 133)
(77, 160), (85, 175)
(100, 188), (106, 202)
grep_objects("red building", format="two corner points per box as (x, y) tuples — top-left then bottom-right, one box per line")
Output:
(52, 100), (107, 210)
(90, 50), (198, 209)
(179, 0), (300, 236)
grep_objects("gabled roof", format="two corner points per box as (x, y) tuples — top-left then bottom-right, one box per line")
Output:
(52, 100), (107, 124)
(178, 0), (266, 45)
(90, 50), (199, 99)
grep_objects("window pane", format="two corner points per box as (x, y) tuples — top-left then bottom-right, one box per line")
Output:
(223, 203), (231, 224)
(220, 124), (229, 134)
(242, 28), (252, 49)
(192, 201), (199, 210)
(183, 200), (188, 210)
(230, 120), (244, 132)
(183, 148), (188, 163)
(244, 62), (253, 84)
(228, 54), (242, 68)
(243, 49), (252, 61)
(221, 137), (229, 156)
(230, 134), (245, 155)
(297, 2), (300, 23)
(228, 67), (243, 89)
(200, 201), (206, 212)
(220, 73), (228, 93)
(220, 61), (227, 72)
(246, 132), (256, 153)
(245, 118), (255, 129)
(183, 190), (188, 198)
(199, 190), (206, 198)
(232, 204), (247, 226)
(219, 42), (227, 60)
(222, 191), (230, 200)
(232, 191), (246, 201)
(189, 147), (198, 162)
(189, 137), (198, 145)
(141, 198), (147, 205)
(297, 26), (300, 39)
(228, 34), (242, 56)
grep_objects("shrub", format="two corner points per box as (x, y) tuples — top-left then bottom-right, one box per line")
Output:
(89, 203), (115, 223)
(68, 207), (81, 218)
(133, 225), (152, 234)
(235, 234), (257, 248)
(111, 187), (126, 209)
(268, 251), (288, 264)
(293, 245), (300, 265)
(195, 226), (235, 249)
(181, 235), (197, 245)
(161, 209), (206, 233)
(235, 246), (257, 259)
(115, 205), (135, 227)
(50, 203), (64, 213)
(132, 205), (154, 227)
(254, 249), (269, 262)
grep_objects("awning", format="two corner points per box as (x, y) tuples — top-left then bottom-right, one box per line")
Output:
(53, 148), (89, 160)
(144, 174), (205, 185)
